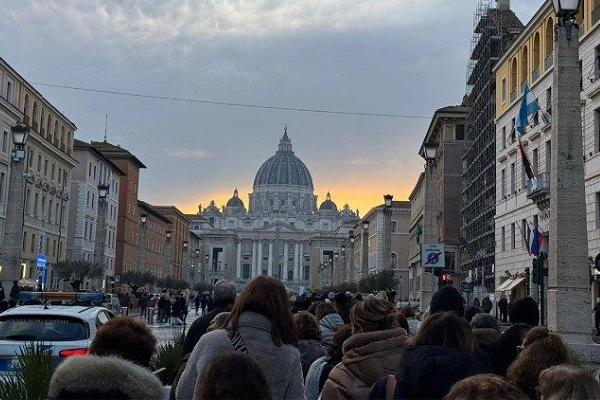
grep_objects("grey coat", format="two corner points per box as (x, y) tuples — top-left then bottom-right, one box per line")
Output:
(175, 311), (305, 400)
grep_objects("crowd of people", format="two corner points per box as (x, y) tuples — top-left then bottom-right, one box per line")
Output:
(40, 276), (600, 399)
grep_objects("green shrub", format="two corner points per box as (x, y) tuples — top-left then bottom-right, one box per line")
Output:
(150, 332), (186, 385)
(0, 342), (53, 400)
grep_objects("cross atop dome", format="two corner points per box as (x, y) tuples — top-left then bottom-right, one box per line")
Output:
(278, 125), (293, 152)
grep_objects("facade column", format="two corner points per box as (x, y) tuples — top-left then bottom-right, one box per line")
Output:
(420, 152), (438, 312)
(237, 243), (242, 279)
(362, 228), (369, 280)
(283, 242), (289, 282)
(252, 242), (257, 277)
(268, 242), (273, 276)
(295, 243), (300, 282)
(257, 242), (263, 276)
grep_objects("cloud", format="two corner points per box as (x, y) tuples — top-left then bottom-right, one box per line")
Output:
(164, 148), (212, 159)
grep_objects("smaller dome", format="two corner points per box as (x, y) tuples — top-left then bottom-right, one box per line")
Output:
(226, 188), (245, 208)
(319, 192), (338, 212)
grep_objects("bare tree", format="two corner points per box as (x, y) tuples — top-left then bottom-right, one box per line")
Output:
(54, 260), (104, 291)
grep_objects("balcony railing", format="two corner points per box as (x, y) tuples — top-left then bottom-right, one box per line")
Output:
(526, 172), (550, 199)
(532, 67), (540, 82)
(544, 53), (553, 70)
(593, 4), (600, 26)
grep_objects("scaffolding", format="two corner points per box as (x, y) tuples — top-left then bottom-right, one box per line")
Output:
(460, 0), (523, 291)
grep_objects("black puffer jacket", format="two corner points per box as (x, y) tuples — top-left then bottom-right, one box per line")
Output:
(393, 345), (492, 399)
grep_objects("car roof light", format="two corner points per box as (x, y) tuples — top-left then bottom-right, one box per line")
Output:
(18, 291), (104, 303)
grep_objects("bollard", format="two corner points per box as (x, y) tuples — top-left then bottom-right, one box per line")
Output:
(121, 306), (128, 316)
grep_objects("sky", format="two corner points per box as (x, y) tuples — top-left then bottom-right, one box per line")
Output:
(1, 0), (541, 217)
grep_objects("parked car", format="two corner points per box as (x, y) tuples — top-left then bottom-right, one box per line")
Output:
(0, 291), (115, 378)
(102, 293), (121, 314)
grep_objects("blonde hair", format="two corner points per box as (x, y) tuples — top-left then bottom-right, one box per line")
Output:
(350, 298), (396, 334)
(444, 374), (528, 400)
(538, 364), (600, 400)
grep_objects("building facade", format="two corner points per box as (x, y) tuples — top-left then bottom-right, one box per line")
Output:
(192, 128), (359, 290)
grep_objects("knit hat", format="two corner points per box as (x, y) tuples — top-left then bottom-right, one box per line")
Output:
(509, 297), (539, 325)
(471, 312), (500, 332)
(430, 286), (464, 316)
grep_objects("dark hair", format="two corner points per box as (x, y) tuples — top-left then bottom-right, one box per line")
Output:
(315, 302), (337, 321)
(225, 276), (297, 346)
(194, 353), (272, 399)
(326, 323), (353, 364)
(445, 374), (528, 400)
(412, 312), (476, 355)
(89, 316), (156, 367)
(509, 297), (539, 326)
(294, 311), (322, 341)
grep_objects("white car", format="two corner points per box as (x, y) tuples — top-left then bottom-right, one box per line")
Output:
(0, 291), (115, 377)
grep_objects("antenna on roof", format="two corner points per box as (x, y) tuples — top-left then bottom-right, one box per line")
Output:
(104, 114), (108, 142)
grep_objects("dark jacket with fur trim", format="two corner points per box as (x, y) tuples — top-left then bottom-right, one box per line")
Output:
(47, 355), (163, 399)
(320, 328), (409, 400)
(394, 345), (492, 399)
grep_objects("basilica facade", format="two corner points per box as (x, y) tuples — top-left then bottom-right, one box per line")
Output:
(189, 128), (359, 290)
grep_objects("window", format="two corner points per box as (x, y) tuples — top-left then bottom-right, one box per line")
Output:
(0, 172), (5, 202)
(6, 80), (13, 103)
(596, 108), (600, 153)
(24, 189), (31, 214)
(44, 159), (48, 176)
(51, 164), (55, 180)
(34, 193), (39, 217)
(502, 126), (506, 149)
(510, 223), (516, 250)
(510, 163), (515, 194)
(31, 234), (36, 253)
(1, 131), (7, 153)
(37, 155), (42, 172)
(455, 124), (465, 140)
(546, 140), (552, 173)
(501, 77), (507, 102)
(501, 226), (506, 251)
(522, 219), (528, 248)
(533, 148), (539, 175)
(88, 162), (92, 177)
(501, 169), (506, 198)
(391, 221), (398, 233)
(546, 87), (552, 115)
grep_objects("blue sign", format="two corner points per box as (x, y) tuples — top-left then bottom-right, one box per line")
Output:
(36, 254), (47, 269)
(298, 286), (305, 296)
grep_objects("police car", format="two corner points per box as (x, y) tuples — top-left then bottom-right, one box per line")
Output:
(0, 291), (115, 377)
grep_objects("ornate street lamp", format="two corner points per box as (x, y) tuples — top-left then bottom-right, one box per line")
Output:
(552, 0), (581, 39)
(383, 194), (393, 271)
(94, 184), (110, 287)
(137, 213), (148, 272)
(361, 221), (369, 279)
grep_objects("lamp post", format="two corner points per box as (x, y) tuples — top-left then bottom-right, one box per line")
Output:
(420, 142), (438, 312)
(341, 245), (347, 283)
(548, 0), (589, 343)
(2, 123), (30, 282)
(182, 240), (189, 283)
(194, 248), (200, 286)
(203, 254), (208, 284)
(94, 184), (109, 287)
(333, 251), (339, 286)
(361, 221), (369, 280)
(348, 231), (355, 282)
(165, 230), (172, 276)
(137, 213), (148, 272)
(383, 194), (393, 271)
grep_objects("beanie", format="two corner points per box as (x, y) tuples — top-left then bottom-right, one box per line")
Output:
(470, 312), (500, 331)
(509, 297), (539, 326)
(430, 286), (464, 317)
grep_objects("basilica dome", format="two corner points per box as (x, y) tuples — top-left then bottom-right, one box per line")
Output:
(253, 128), (314, 190)
(226, 188), (245, 209)
(319, 192), (338, 212)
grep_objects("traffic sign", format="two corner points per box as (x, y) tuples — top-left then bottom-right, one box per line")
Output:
(36, 253), (47, 269)
(420, 243), (445, 269)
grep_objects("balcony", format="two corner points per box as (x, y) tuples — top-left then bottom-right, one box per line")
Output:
(526, 172), (550, 202)
(544, 53), (553, 71)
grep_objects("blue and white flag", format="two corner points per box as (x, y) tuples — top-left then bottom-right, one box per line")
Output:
(515, 84), (540, 135)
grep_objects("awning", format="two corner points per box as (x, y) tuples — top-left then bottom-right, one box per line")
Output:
(495, 277), (526, 292)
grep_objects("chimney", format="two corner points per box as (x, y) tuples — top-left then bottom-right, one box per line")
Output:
(496, 0), (510, 10)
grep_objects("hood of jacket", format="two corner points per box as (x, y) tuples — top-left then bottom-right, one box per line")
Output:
(320, 313), (344, 331)
(342, 328), (409, 385)
(47, 355), (163, 399)
(395, 345), (492, 399)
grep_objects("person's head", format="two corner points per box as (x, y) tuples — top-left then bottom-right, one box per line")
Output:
(509, 297), (539, 326)
(350, 298), (396, 334)
(194, 352), (271, 400)
(207, 312), (230, 332)
(538, 364), (600, 400)
(89, 316), (156, 367)
(470, 313), (500, 332)
(399, 306), (415, 319)
(412, 311), (476, 355)
(294, 311), (322, 341)
(444, 374), (528, 400)
(464, 306), (479, 322)
(430, 286), (464, 317)
(225, 276), (296, 346)
(47, 355), (163, 399)
(212, 280), (236, 307)
(315, 302), (337, 321)
(326, 323), (353, 363)
(506, 327), (569, 395)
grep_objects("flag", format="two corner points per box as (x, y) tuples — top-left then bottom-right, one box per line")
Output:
(518, 137), (535, 181)
(515, 84), (541, 135)
(527, 222), (543, 256)
(517, 221), (530, 255)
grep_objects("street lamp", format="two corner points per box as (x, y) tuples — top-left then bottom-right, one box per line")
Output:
(2, 123), (30, 282)
(383, 194), (393, 271)
(420, 142), (438, 312)
(547, 0), (589, 340)
(137, 213), (148, 272)
(348, 230), (355, 282)
(361, 221), (369, 280)
(194, 248), (200, 285)
(94, 184), (110, 288)
(165, 230), (173, 276)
